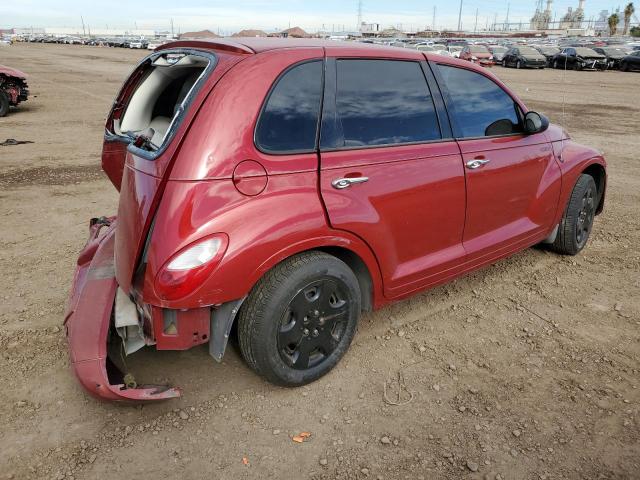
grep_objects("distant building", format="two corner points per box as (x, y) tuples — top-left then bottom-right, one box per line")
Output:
(232, 29), (268, 37)
(531, 0), (553, 30)
(559, 0), (586, 29)
(277, 27), (309, 38)
(180, 30), (221, 40)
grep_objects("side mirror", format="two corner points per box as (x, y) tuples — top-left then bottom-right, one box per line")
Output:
(524, 111), (549, 135)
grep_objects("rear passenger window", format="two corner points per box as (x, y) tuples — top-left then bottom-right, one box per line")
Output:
(334, 60), (440, 147)
(256, 61), (323, 153)
(438, 65), (522, 138)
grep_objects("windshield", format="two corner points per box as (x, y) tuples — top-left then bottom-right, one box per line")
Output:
(520, 47), (540, 55)
(601, 48), (625, 55)
(469, 45), (489, 54)
(575, 48), (599, 56)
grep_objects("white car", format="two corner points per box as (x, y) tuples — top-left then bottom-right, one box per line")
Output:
(129, 40), (148, 49)
(433, 49), (453, 57)
(147, 40), (168, 50)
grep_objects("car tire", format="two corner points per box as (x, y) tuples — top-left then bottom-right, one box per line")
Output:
(0, 90), (9, 117)
(551, 174), (598, 256)
(237, 251), (361, 387)
(553, 59), (558, 69)
(621, 62), (628, 72)
(516, 60), (522, 69)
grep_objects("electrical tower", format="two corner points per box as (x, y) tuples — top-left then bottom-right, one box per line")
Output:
(357, 0), (363, 30)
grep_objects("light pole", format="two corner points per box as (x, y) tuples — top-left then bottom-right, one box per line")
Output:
(457, 0), (464, 31)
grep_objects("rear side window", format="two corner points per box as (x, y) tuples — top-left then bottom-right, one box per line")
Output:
(334, 60), (440, 147)
(438, 65), (522, 138)
(255, 61), (323, 153)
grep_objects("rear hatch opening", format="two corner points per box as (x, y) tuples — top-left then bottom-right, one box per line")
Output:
(111, 51), (213, 153)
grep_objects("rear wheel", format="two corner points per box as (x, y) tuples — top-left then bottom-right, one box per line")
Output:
(0, 90), (9, 117)
(238, 251), (361, 386)
(551, 174), (598, 256)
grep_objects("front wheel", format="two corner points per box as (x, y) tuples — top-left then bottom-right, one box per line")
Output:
(516, 60), (522, 69)
(237, 252), (361, 386)
(0, 90), (9, 117)
(551, 174), (598, 256)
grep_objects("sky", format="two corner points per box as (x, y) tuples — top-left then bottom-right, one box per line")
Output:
(0, 0), (630, 34)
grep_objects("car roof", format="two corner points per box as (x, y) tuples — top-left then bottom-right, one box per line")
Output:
(161, 37), (430, 56)
(159, 37), (508, 80)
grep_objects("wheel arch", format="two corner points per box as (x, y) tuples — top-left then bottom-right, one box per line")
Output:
(250, 236), (384, 313)
(582, 162), (607, 215)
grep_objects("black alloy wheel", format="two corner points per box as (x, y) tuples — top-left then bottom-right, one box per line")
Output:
(575, 182), (596, 250)
(237, 251), (361, 386)
(278, 279), (350, 370)
(551, 174), (598, 255)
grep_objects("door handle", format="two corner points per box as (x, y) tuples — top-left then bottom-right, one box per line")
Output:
(465, 159), (491, 169)
(332, 177), (369, 189)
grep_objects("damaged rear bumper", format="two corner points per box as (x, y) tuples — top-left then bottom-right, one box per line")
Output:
(63, 217), (181, 402)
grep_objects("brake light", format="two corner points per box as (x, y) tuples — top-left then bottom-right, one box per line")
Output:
(155, 234), (229, 301)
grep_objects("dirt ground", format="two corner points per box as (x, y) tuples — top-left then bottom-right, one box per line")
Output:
(0, 43), (638, 480)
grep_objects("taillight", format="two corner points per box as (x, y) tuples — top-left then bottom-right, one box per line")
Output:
(155, 234), (228, 301)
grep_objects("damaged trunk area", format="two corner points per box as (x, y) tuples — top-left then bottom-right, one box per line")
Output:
(103, 50), (214, 190)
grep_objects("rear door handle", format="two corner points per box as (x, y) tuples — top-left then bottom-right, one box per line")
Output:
(332, 177), (369, 189)
(465, 159), (491, 169)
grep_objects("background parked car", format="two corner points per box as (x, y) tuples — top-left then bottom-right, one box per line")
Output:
(620, 51), (640, 72)
(459, 45), (494, 66)
(592, 47), (628, 69)
(533, 45), (560, 66)
(552, 47), (607, 71)
(502, 46), (547, 69)
(448, 45), (463, 58)
(128, 39), (149, 49)
(487, 45), (508, 63)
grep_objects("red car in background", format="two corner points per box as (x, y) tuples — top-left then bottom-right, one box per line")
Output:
(64, 38), (606, 402)
(0, 65), (29, 117)
(459, 44), (495, 67)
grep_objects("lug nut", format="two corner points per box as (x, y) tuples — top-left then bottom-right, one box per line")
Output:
(303, 328), (310, 336)
(312, 329), (319, 337)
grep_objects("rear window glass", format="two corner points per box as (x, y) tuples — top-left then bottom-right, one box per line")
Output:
(255, 61), (323, 153)
(438, 65), (522, 138)
(334, 59), (440, 147)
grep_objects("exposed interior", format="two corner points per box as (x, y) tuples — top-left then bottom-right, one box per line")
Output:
(116, 53), (209, 148)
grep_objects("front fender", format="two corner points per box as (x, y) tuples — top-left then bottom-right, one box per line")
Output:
(552, 138), (607, 225)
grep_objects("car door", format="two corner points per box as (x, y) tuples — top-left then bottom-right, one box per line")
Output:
(432, 62), (561, 262)
(319, 54), (467, 298)
(564, 48), (577, 68)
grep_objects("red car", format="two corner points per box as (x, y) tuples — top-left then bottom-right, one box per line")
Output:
(459, 44), (495, 67)
(0, 65), (29, 117)
(65, 38), (606, 402)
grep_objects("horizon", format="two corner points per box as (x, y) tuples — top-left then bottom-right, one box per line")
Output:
(1, 1), (632, 35)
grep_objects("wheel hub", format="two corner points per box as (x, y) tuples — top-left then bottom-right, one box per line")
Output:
(576, 186), (595, 247)
(278, 279), (350, 370)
